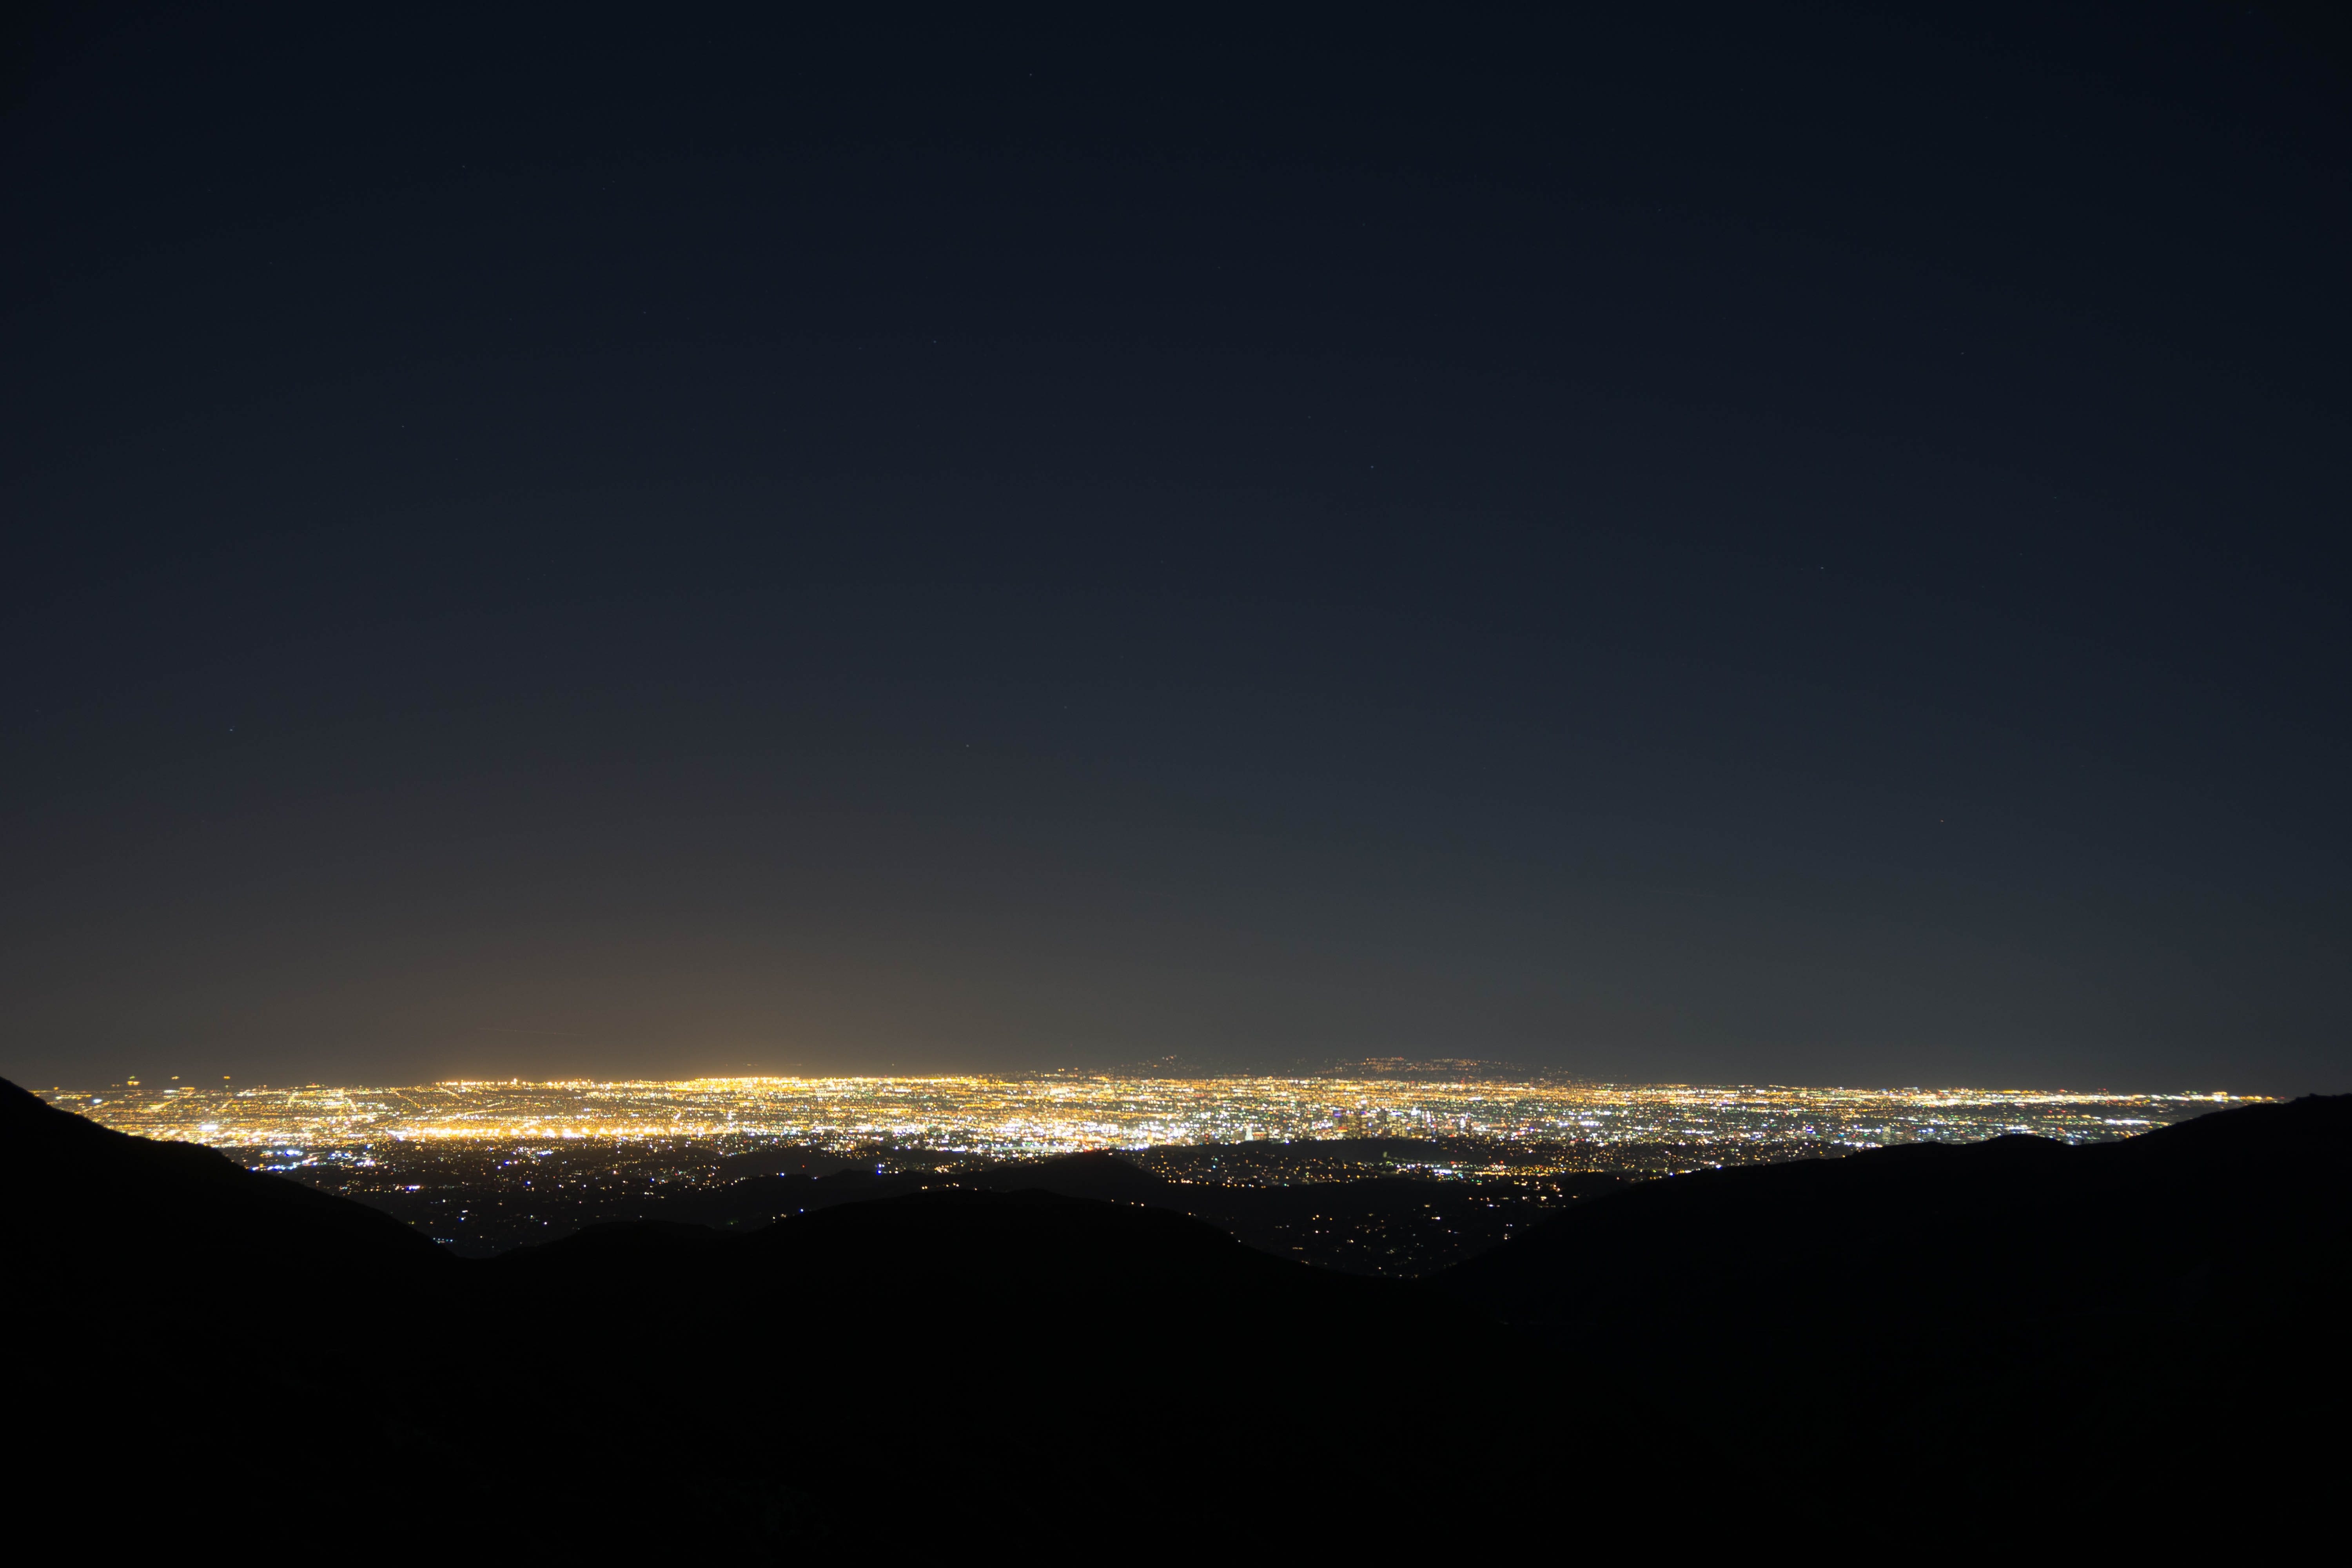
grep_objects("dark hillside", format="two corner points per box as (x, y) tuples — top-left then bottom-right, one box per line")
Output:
(950, 1150), (1621, 1274)
(461, 1186), (1516, 1545)
(5, 1078), (454, 1539)
(1441, 1093), (2352, 1333)
(653, 1147), (1618, 1274)
(498, 1183), (1489, 1368)
(2, 1075), (442, 1290)
(3, 1080), (1509, 1548)
(289, 1136), (1611, 1270)
(1438, 1093), (2352, 1500)
(10, 1080), (2344, 1545)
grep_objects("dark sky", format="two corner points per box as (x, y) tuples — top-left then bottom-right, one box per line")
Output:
(4, 2), (2348, 1093)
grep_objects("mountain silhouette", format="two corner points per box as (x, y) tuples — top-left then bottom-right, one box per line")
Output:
(646, 1145), (1618, 1274)
(3, 1078), (1494, 1547)
(1437, 1093), (2352, 1507)
(8, 1079), (2344, 1547)
(2, 1075), (441, 1291)
(5, 1079), (455, 1541)
(1441, 1093), (2352, 1335)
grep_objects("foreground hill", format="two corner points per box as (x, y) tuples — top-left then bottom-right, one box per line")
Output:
(669, 1148), (1621, 1273)
(2, 1076), (1495, 1548)
(300, 1136), (1617, 1270)
(5, 1079), (458, 1539)
(8, 1079), (2343, 1545)
(1443, 1093), (2352, 1335)
(2, 1076), (441, 1310)
(1439, 1093), (2352, 1499)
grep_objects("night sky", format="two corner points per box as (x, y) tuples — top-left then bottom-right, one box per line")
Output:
(3, 4), (2347, 1093)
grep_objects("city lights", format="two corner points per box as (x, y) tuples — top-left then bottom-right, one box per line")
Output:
(47, 1075), (2245, 1174)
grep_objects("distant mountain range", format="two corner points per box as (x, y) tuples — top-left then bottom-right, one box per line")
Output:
(6, 1076), (2340, 1548)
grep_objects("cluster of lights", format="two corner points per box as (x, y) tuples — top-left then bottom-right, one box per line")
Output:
(45, 1075), (2250, 1167)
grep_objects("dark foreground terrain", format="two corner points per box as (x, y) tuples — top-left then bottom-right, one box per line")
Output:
(304, 1133), (1627, 1271)
(7, 1077), (2345, 1549)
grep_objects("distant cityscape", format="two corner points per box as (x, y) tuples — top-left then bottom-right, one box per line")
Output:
(49, 1073), (2245, 1172)
(31, 1073), (2265, 1272)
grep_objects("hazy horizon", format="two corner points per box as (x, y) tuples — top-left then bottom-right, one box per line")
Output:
(20, 1062), (2283, 1099)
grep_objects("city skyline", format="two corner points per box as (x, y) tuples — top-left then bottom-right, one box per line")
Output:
(46, 1072), (2253, 1168)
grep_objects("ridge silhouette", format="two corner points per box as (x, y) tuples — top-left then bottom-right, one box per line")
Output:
(2, 1074), (441, 1292)
(652, 1144), (1618, 1274)
(7, 1078), (2343, 1547)
(1440, 1093), (2352, 1337)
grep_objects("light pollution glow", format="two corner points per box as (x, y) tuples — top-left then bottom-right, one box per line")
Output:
(45, 1076), (2252, 1167)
